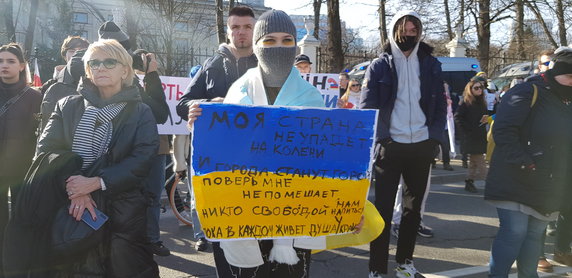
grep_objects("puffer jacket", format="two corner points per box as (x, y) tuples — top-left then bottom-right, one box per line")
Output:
(176, 43), (258, 120)
(485, 75), (572, 214)
(36, 79), (160, 277)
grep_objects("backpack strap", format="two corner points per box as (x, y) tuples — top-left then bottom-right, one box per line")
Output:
(530, 84), (538, 107)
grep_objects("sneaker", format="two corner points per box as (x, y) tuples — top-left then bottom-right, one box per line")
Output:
(150, 241), (171, 256)
(369, 271), (383, 278)
(443, 163), (454, 171)
(395, 260), (426, 278)
(538, 257), (553, 273)
(391, 224), (399, 239)
(195, 237), (209, 251)
(417, 225), (434, 238)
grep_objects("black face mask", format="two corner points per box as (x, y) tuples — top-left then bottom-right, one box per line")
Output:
(545, 71), (572, 102)
(396, 36), (417, 52)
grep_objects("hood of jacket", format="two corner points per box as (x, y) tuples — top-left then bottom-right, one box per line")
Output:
(218, 43), (237, 63)
(77, 78), (141, 108)
(387, 10), (425, 59)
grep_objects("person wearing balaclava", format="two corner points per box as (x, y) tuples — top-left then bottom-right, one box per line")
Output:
(485, 47), (572, 277)
(360, 10), (446, 278)
(186, 9), (325, 278)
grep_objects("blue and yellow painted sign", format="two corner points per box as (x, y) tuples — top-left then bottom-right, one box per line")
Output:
(191, 103), (378, 240)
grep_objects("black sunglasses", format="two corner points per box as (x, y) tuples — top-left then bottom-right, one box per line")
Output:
(351, 84), (361, 87)
(87, 58), (122, 70)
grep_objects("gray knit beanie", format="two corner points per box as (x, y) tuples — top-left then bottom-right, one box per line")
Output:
(253, 10), (297, 45)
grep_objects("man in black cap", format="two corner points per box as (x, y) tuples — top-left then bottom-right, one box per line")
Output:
(294, 54), (312, 73)
(99, 21), (172, 257)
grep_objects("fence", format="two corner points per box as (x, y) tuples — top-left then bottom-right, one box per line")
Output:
(316, 47), (379, 73)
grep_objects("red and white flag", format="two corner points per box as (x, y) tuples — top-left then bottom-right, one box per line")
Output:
(33, 58), (41, 87)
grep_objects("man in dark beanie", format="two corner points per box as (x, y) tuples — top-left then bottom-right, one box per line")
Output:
(98, 21), (172, 257)
(185, 9), (326, 278)
(485, 46), (572, 277)
(98, 21), (131, 52)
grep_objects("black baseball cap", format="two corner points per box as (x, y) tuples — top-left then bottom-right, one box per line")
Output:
(295, 54), (312, 65)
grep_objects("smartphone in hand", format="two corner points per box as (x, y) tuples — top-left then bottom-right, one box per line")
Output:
(81, 207), (109, 230)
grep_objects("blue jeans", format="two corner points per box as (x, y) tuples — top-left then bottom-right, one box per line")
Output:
(489, 208), (548, 278)
(145, 154), (166, 243)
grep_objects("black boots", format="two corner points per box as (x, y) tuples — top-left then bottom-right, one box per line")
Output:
(465, 179), (478, 193)
(443, 163), (454, 171)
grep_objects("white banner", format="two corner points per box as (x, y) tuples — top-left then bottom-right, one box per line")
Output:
(144, 73), (341, 135)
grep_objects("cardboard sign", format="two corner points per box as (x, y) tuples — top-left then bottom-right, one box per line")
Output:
(301, 73), (340, 108)
(191, 103), (378, 240)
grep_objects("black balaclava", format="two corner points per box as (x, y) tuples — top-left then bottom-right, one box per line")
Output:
(397, 36), (417, 52)
(545, 48), (572, 102)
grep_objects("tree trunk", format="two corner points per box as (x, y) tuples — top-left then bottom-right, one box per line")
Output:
(556, 0), (567, 46)
(327, 0), (344, 72)
(444, 0), (453, 40)
(24, 0), (39, 58)
(524, 0), (558, 49)
(124, 0), (139, 50)
(515, 0), (525, 59)
(229, 0), (235, 10)
(378, 0), (387, 46)
(456, 0), (464, 33)
(3, 0), (15, 42)
(476, 0), (491, 73)
(313, 0), (321, 39)
(216, 0), (225, 44)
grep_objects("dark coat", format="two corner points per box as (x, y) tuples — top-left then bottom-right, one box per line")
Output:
(454, 99), (488, 154)
(485, 76), (572, 214)
(36, 80), (160, 277)
(359, 42), (447, 144)
(0, 80), (41, 187)
(176, 44), (258, 120)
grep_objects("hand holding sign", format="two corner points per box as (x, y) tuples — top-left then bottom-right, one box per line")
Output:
(187, 102), (203, 130)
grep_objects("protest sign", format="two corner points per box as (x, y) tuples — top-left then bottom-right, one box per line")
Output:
(301, 73), (340, 108)
(191, 103), (378, 240)
(140, 73), (340, 134)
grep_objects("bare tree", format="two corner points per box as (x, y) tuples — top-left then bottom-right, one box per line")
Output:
(123, 0), (143, 50)
(2, 0), (16, 42)
(378, 0), (388, 46)
(313, 0), (322, 39)
(216, 0), (225, 44)
(327, 0), (344, 72)
(24, 0), (39, 58)
(555, 0), (567, 46)
(138, 0), (215, 76)
(444, 0), (453, 40)
(514, 0), (525, 59)
(523, 0), (558, 48)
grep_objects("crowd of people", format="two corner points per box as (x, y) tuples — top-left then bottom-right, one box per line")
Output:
(1, 4), (572, 278)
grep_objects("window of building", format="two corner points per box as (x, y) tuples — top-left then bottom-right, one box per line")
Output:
(75, 30), (88, 39)
(175, 22), (188, 32)
(73, 12), (88, 24)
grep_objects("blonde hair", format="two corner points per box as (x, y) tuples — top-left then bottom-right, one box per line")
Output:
(463, 80), (486, 107)
(83, 39), (134, 87)
(340, 79), (360, 105)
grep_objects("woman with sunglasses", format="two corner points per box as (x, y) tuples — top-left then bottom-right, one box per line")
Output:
(0, 43), (41, 274)
(338, 79), (362, 109)
(455, 79), (488, 193)
(36, 39), (159, 277)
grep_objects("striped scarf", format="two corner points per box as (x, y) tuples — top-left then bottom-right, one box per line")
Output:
(72, 102), (127, 169)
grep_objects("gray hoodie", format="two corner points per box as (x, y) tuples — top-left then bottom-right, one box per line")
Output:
(388, 10), (429, 144)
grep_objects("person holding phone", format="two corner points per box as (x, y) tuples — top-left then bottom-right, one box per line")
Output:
(455, 79), (488, 193)
(36, 39), (159, 277)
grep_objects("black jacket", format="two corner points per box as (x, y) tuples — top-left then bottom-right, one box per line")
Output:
(36, 80), (159, 277)
(176, 44), (257, 120)
(454, 99), (487, 154)
(485, 75), (572, 214)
